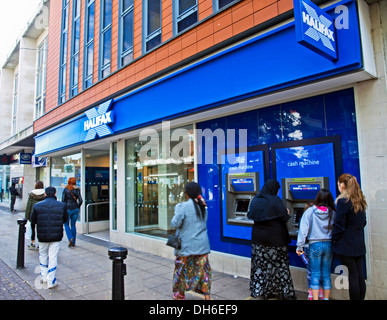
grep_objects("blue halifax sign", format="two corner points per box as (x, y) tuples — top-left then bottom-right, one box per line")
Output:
(83, 99), (114, 142)
(294, 0), (338, 61)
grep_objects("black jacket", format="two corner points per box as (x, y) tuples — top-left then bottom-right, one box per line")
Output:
(332, 198), (367, 257)
(61, 187), (83, 210)
(248, 193), (291, 247)
(30, 196), (68, 242)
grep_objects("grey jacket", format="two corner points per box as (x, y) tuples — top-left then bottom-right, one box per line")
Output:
(171, 199), (211, 257)
(296, 205), (336, 251)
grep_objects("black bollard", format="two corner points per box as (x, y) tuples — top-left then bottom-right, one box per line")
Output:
(16, 218), (28, 269)
(108, 247), (128, 300)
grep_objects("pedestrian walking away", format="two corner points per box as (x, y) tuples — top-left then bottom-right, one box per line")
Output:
(30, 186), (68, 289)
(296, 189), (336, 300)
(170, 182), (211, 300)
(247, 179), (296, 300)
(332, 173), (367, 300)
(62, 177), (83, 247)
(25, 181), (45, 250)
(9, 182), (20, 213)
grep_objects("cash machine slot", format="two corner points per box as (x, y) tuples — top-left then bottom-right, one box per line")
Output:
(282, 177), (329, 238)
(226, 172), (259, 226)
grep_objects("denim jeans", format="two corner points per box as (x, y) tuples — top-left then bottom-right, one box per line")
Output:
(309, 241), (333, 290)
(64, 208), (79, 244)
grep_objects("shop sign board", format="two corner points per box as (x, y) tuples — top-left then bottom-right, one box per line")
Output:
(84, 99), (114, 142)
(294, 0), (338, 61)
(19, 153), (32, 165)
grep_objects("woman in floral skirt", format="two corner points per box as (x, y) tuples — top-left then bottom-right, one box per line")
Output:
(171, 182), (211, 300)
(247, 179), (296, 300)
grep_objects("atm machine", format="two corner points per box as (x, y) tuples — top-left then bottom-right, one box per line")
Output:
(282, 177), (329, 237)
(225, 172), (259, 226)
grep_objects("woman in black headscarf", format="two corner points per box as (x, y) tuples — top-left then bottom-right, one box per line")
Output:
(247, 179), (296, 300)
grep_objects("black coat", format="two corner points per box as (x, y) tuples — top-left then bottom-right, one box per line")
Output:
(30, 196), (68, 242)
(248, 193), (291, 247)
(332, 198), (367, 257)
(61, 187), (83, 211)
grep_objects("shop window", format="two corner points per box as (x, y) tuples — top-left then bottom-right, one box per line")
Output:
(143, 0), (162, 53)
(100, 0), (112, 79)
(125, 125), (195, 238)
(50, 153), (82, 201)
(59, 0), (70, 104)
(112, 142), (118, 230)
(84, 0), (95, 89)
(174, 0), (198, 34)
(119, 0), (134, 67)
(70, 0), (81, 97)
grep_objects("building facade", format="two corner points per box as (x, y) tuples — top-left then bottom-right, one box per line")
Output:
(0, 0), (50, 210)
(2, 0), (385, 299)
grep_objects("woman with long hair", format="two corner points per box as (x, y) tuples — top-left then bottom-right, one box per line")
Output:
(25, 181), (45, 249)
(170, 182), (211, 300)
(332, 174), (367, 300)
(61, 177), (83, 247)
(247, 179), (296, 300)
(296, 189), (336, 300)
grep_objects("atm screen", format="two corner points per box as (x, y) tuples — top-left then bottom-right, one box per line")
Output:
(235, 199), (250, 213)
(290, 184), (320, 200)
(231, 178), (255, 192)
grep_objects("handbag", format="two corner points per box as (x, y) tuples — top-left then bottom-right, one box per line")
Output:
(166, 234), (181, 249)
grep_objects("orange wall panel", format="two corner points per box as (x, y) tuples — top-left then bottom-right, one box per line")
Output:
(35, 0), (293, 133)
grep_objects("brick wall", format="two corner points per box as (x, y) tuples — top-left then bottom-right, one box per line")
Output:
(36, 0), (293, 133)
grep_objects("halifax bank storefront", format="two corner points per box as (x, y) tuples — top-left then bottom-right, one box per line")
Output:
(34, 0), (379, 298)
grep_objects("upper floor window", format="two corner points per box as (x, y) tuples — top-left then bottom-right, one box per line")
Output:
(70, 0), (81, 97)
(84, 0), (95, 89)
(119, 0), (134, 67)
(174, 0), (198, 34)
(143, 0), (161, 53)
(35, 37), (48, 119)
(214, 0), (237, 11)
(100, 0), (112, 79)
(59, 0), (70, 104)
(12, 74), (19, 135)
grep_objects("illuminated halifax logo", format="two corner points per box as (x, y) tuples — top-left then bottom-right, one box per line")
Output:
(84, 99), (114, 142)
(293, 0), (337, 61)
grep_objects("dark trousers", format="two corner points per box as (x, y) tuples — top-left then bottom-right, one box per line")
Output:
(340, 255), (366, 300)
(10, 195), (16, 211)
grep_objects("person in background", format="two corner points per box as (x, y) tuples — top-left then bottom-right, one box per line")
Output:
(171, 182), (211, 300)
(247, 179), (296, 300)
(25, 181), (45, 250)
(301, 201), (323, 300)
(30, 186), (68, 289)
(9, 182), (20, 213)
(333, 174), (367, 300)
(62, 177), (83, 247)
(296, 189), (336, 300)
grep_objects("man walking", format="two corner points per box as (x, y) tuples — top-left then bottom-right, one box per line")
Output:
(30, 186), (68, 289)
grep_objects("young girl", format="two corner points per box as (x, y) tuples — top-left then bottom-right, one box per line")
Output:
(332, 174), (367, 300)
(296, 189), (336, 300)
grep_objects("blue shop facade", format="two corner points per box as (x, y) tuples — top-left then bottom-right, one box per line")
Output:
(35, 0), (375, 272)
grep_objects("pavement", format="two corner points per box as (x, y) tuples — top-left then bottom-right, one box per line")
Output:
(0, 204), (308, 301)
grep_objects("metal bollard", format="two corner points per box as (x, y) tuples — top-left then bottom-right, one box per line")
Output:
(16, 218), (28, 269)
(108, 247), (128, 300)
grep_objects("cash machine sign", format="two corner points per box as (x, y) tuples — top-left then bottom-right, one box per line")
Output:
(293, 0), (337, 61)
